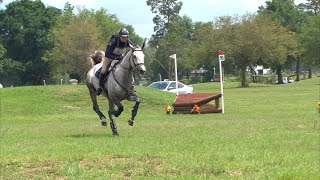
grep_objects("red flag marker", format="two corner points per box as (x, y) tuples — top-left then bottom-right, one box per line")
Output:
(218, 50), (225, 55)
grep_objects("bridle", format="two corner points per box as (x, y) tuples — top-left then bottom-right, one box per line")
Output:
(119, 49), (144, 71)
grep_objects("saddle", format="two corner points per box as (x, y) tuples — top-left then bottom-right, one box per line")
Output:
(95, 61), (121, 81)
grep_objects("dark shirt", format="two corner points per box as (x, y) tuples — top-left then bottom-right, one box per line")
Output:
(105, 37), (133, 59)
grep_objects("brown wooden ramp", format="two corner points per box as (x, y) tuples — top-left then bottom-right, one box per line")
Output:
(172, 93), (222, 114)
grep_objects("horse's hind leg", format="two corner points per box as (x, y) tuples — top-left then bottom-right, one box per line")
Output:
(128, 96), (141, 126)
(108, 102), (119, 136)
(87, 85), (107, 126)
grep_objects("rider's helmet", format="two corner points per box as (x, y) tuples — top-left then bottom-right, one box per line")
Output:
(118, 28), (129, 37)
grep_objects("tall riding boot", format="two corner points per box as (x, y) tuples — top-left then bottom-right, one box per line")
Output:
(95, 72), (106, 96)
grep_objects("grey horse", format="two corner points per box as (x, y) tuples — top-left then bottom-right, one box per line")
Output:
(86, 43), (146, 135)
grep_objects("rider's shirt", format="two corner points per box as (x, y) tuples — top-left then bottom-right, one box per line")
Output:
(105, 37), (133, 60)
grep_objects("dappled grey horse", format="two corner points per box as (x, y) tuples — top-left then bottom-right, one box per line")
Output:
(86, 43), (146, 135)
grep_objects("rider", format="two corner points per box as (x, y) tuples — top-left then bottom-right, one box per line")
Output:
(96, 27), (134, 96)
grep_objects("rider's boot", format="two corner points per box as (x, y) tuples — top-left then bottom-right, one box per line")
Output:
(95, 72), (107, 96)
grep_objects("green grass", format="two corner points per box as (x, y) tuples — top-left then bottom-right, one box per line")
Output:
(0, 78), (319, 179)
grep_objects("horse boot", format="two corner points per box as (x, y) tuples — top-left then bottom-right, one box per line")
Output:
(95, 72), (107, 96)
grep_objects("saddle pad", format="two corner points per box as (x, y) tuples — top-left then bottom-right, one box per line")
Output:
(95, 67), (102, 79)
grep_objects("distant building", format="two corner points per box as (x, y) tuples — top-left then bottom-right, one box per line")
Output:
(250, 65), (271, 75)
(190, 68), (208, 78)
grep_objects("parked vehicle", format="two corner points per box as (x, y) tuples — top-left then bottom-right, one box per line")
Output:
(276, 77), (294, 84)
(148, 81), (193, 94)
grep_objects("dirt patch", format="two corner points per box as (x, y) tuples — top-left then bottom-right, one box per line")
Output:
(63, 105), (81, 109)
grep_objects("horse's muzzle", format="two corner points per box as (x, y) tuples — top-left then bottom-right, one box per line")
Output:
(139, 65), (146, 75)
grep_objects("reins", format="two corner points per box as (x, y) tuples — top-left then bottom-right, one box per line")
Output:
(111, 48), (143, 97)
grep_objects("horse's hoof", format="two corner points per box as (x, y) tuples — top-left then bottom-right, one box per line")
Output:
(101, 121), (107, 126)
(128, 119), (134, 126)
(114, 111), (122, 117)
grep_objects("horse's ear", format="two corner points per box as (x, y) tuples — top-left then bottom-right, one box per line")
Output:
(141, 38), (147, 49)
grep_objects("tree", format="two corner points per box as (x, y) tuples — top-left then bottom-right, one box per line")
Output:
(191, 17), (236, 82)
(150, 16), (195, 81)
(94, 8), (143, 46)
(215, 14), (298, 87)
(298, 0), (319, 78)
(45, 8), (102, 82)
(0, 44), (25, 86)
(299, 14), (320, 77)
(0, 0), (61, 85)
(258, 0), (306, 82)
(146, 0), (184, 80)
(147, 0), (183, 46)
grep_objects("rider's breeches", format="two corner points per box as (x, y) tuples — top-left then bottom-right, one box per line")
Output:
(101, 58), (113, 74)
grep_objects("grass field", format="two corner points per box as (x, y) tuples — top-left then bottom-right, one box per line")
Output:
(0, 78), (319, 179)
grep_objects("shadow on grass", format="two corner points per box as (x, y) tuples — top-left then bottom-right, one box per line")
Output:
(66, 132), (115, 138)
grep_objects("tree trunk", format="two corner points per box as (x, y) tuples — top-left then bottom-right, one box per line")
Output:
(250, 66), (257, 83)
(308, 67), (312, 78)
(296, 57), (300, 81)
(277, 66), (284, 84)
(240, 68), (247, 87)
(168, 58), (172, 80)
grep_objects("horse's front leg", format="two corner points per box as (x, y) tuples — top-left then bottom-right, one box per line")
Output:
(112, 96), (123, 117)
(128, 95), (141, 126)
(87, 85), (107, 126)
(108, 102), (119, 136)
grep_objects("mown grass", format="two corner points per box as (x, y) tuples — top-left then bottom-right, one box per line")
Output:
(0, 78), (319, 179)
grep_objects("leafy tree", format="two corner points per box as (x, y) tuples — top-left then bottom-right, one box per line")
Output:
(0, 0), (61, 85)
(146, 0), (186, 80)
(258, 0), (306, 82)
(0, 44), (25, 86)
(45, 8), (102, 82)
(151, 16), (194, 81)
(299, 14), (320, 77)
(210, 14), (298, 87)
(298, 0), (319, 78)
(43, 3), (75, 82)
(94, 8), (143, 47)
(147, 0), (183, 46)
(191, 17), (236, 81)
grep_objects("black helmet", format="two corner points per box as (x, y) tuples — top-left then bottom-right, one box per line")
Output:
(118, 28), (129, 37)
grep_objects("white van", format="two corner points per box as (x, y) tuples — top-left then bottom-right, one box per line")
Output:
(276, 77), (294, 84)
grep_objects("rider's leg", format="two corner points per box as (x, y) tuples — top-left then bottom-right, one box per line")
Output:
(96, 58), (112, 96)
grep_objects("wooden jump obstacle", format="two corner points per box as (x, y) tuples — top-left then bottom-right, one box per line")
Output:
(172, 93), (222, 114)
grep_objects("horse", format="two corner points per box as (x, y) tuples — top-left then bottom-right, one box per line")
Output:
(86, 42), (146, 136)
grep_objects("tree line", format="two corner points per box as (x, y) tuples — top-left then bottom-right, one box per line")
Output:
(0, 0), (319, 87)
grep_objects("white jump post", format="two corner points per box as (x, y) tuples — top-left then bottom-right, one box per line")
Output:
(218, 50), (225, 113)
(169, 54), (178, 95)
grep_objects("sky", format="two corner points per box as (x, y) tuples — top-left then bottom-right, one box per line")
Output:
(1, 0), (307, 39)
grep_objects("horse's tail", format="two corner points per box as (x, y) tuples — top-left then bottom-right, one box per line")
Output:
(88, 50), (105, 67)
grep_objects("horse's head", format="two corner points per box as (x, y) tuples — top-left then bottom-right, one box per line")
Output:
(129, 45), (146, 75)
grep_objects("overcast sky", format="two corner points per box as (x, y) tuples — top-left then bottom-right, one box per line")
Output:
(1, 0), (307, 38)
